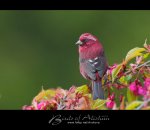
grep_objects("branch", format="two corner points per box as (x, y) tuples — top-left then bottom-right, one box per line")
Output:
(103, 60), (150, 88)
(125, 60), (150, 75)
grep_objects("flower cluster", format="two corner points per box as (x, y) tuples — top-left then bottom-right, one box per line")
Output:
(102, 41), (150, 110)
(129, 80), (146, 96)
(23, 85), (107, 110)
(23, 41), (150, 110)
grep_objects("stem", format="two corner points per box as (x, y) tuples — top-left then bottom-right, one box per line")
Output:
(135, 66), (144, 80)
(115, 81), (128, 88)
(125, 60), (150, 75)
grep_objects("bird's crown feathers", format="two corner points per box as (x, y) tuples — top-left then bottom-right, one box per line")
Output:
(80, 33), (97, 41)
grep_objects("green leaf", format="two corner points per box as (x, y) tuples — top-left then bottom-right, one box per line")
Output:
(84, 94), (92, 99)
(92, 99), (107, 110)
(110, 86), (114, 91)
(120, 96), (125, 110)
(144, 72), (150, 78)
(75, 85), (89, 95)
(125, 47), (146, 64)
(127, 88), (137, 103)
(112, 64), (123, 83)
(45, 89), (56, 97)
(126, 101), (143, 110)
(119, 76), (128, 85)
(34, 89), (56, 102)
(125, 75), (132, 81)
(143, 53), (149, 59)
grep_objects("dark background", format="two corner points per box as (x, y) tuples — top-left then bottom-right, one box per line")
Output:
(0, 10), (150, 109)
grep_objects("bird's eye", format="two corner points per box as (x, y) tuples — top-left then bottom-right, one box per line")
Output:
(81, 39), (88, 43)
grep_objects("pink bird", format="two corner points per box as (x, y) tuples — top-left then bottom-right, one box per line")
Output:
(76, 33), (108, 99)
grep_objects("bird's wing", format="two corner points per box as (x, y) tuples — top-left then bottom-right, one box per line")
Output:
(80, 54), (107, 80)
(96, 56), (108, 78)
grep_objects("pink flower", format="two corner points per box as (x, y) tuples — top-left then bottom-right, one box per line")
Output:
(68, 86), (76, 93)
(106, 93), (115, 109)
(109, 93), (115, 100)
(107, 64), (117, 75)
(130, 64), (138, 73)
(129, 81), (147, 96)
(37, 101), (49, 110)
(138, 86), (146, 96)
(144, 42), (150, 52)
(22, 105), (34, 110)
(143, 79), (150, 100)
(136, 56), (143, 65)
(144, 78), (150, 90)
(144, 90), (150, 100)
(106, 101), (115, 109)
(129, 82), (138, 95)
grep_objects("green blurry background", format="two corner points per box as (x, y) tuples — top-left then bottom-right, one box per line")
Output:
(0, 10), (150, 109)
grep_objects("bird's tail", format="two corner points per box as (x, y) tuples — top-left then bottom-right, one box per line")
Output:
(92, 81), (105, 100)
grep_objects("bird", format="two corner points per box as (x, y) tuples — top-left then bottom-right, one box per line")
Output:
(75, 33), (108, 100)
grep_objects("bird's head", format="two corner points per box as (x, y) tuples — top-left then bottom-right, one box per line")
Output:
(76, 33), (98, 47)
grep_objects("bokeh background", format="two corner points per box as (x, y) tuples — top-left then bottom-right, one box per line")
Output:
(0, 10), (150, 109)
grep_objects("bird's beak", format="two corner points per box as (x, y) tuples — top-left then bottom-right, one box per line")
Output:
(75, 40), (83, 45)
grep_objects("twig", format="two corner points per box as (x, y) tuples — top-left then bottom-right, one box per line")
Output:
(103, 60), (150, 88)
(115, 81), (128, 88)
(135, 99), (150, 110)
(125, 60), (150, 75)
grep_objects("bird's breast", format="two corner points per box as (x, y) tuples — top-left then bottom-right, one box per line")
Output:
(79, 43), (102, 59)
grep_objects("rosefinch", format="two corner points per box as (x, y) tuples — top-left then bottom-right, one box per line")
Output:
(76, 33), (108, 99)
